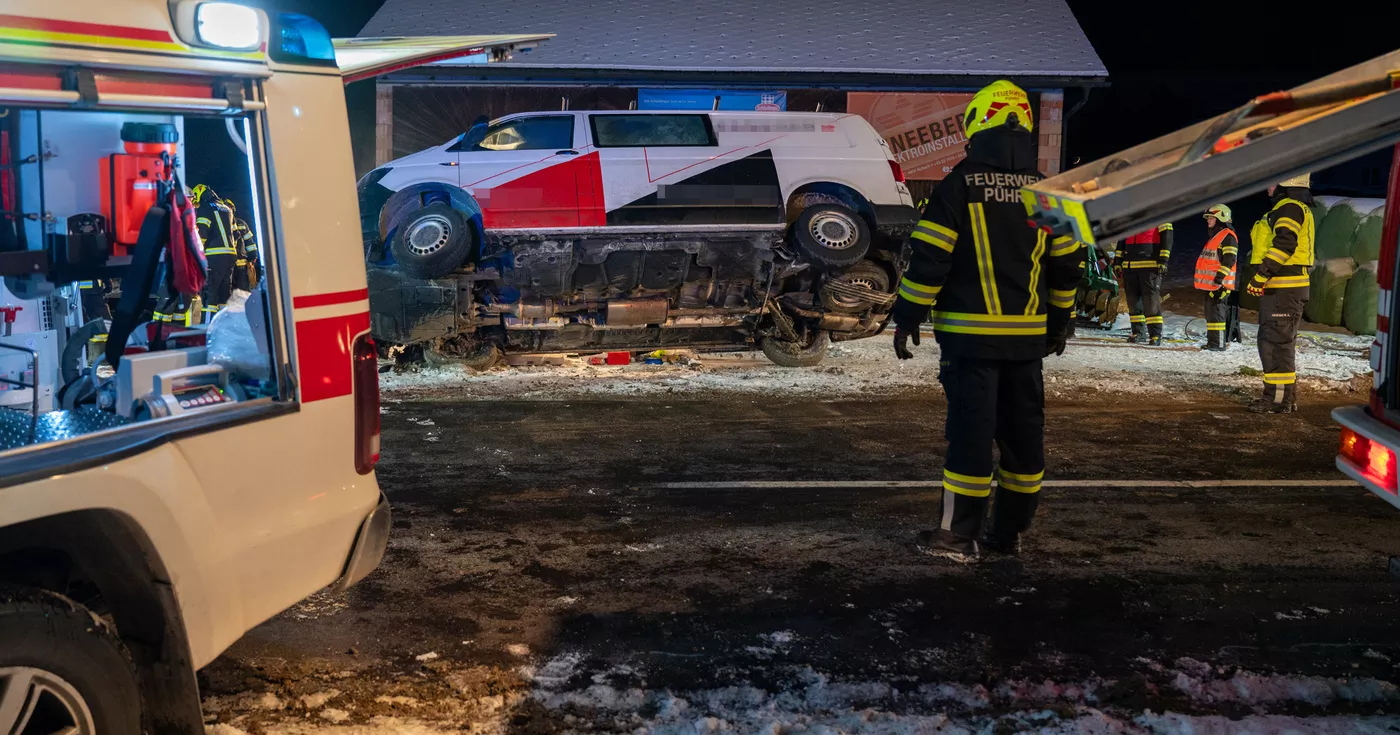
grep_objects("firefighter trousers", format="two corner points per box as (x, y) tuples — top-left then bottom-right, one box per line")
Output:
(1258, 288), (1308, 406)
(202, 253), (238, 322)
(1203, 292), (1228, 348)
(1123, 269), (1163, 336)
(937, 356), (1045, 541)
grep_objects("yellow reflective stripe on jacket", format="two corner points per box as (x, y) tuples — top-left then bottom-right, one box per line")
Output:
(1127, 260), (1159, 269)
(1265, 274), (1310, 289)
(1263, 372), (1297, 385)
(1264, 248), (1291, 264)
(1026, 230), (1046, 315)
(1158, 223), (1174, 231)
(968, 203), (1002, 314)
(943, 470), (992, 497)
(911, 219), (957, 253)
(1049, 288), (1077, 309)
(205, 247), (238, 255)
(196, 217), (211, 226)
(931, 311), (1046, 336)
(1049, 236), (1080, 257)
(1221, 246), (1238, 255)
(1158, 250), (1171, 258)
(1275, 218), (1302, 234)
(898, 277), (941, 306)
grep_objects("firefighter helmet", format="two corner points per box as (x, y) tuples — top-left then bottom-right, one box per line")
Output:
(963, 80), (1034, 138)
(191, 184), (212, 206)
(1204, 204), (1232, 223)
(1279, 173), (1311, 188)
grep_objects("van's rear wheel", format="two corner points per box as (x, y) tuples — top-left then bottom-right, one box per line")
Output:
(761, 330), (830, 368)
(792, 205), (871, 270)
(390, 203), (474, 279)
(0, 590), (142, 735)
(424, 337), (501, 371)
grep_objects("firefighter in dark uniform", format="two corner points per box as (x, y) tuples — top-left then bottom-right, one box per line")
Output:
(1110, 222), (1173, 344)
(892, 80), (1083, 558)
(77, 279), (110, 321)
(1194, 204), (1238, 351)
(193, 184), (238, 323)
(225, 198), (261, 292)
(1246, 173), (1315, 413)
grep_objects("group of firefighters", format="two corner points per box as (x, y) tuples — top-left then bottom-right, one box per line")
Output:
(1107, 172), (1314, 413)
(77, 184), (261, 329)
(897, 80), (1316, 559)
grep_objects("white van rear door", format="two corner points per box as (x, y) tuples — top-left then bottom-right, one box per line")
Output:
(334, 35), (552, 84)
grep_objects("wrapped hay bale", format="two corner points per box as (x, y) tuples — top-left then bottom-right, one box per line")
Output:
(1344, 260), (1380, 336)
(1305, 257), (1356, 326)
(1349, 204), (1386, 264)
(1314, 199), (1365, 262)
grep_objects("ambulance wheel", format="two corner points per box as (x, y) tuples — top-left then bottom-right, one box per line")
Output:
(390, 203), (473, 279)
(0, 588), (142, 735)
(424, 337), (501, 371)
(792, 205), (871, 270)
(821, 260), (891, 313)
(761, 330), (830, 368)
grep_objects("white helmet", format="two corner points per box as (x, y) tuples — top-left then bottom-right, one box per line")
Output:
(1278, 173), (1311, 188)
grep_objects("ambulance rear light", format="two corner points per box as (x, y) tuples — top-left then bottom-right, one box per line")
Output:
(888, 160), (906, 183)
(1339, 426), (1397, 493)
(352, 333), (380, 475)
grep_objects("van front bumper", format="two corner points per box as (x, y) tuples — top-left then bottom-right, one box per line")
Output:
(874, 204), (919, 237)
(332, 492), (391, 592)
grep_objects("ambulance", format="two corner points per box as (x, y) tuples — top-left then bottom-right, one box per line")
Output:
(0, 2), (547, 731)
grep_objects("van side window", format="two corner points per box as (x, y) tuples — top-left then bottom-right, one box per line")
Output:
(590, 115), (716, 148)
(457, 116), (574, 152)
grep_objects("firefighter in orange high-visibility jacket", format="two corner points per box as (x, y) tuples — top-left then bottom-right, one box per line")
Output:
(1245, 174), (1315, 413)
(1110, 222), (1174, 345)
(891, 80), (1084, 560)
(1194, 204), (1238, 351)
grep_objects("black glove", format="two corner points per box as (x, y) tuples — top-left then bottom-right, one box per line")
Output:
(1046, 310), (1072, 357)
(894, 327), (920, 360)
(1046, 330), (1068, 357)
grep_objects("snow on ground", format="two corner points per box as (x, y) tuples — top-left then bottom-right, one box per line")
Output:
(380, 311), (1372, 401)
(205, 656), (1400, 734)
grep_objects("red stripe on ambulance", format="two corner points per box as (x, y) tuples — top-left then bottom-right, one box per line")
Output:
(295, 311), (371, 403)
(0, 13), (175, 43)
(292, 288), (369, 309)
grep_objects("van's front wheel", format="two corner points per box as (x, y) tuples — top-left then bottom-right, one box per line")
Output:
(0, 590), (142, 735)
(390, 203), (474, 279)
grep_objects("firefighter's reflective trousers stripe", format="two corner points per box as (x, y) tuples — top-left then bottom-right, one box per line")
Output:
(1204, 294), (1228, 349)
(1123, 270), (1163, 336)
(1258, 289), (1307, 406)
(937, 356), (1045, 541)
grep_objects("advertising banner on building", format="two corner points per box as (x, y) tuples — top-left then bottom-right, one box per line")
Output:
(638, 89), (786, 112)
(848, 92), (973, 181)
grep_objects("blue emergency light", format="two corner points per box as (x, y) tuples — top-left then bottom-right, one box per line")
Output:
(270, 12), (336, 65)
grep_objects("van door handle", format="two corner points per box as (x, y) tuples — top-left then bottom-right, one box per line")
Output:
(439, 161), (458, 166)
(556, 150), (580, 156)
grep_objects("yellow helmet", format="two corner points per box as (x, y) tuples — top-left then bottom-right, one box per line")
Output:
(1204, 204), (1232, 223)
(191, 184), (211, 205)
(963, 80), (1034, 138)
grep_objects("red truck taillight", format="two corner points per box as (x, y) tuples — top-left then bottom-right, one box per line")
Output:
(888, 159), (906, 184)
(352, 333), (380, 475)
(1339, 427), (1397, 494)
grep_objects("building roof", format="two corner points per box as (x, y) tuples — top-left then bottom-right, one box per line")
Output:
(360, 0), (1107, 81)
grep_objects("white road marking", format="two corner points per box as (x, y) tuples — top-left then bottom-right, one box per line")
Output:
(655, 479), (1360, 489)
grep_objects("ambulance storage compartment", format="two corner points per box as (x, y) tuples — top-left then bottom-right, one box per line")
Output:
(0, 102), (281, 451)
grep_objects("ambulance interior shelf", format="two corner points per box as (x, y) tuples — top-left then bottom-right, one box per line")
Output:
(0, 104), (278, 454)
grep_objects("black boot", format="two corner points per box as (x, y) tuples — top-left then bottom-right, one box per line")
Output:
(980, 528), (1022, 555)
(1248, 398), (1293, 414)
(916, 529), (979, 560)
(1148, 334), (1162, 346)
(1128, 325), (1144, 343)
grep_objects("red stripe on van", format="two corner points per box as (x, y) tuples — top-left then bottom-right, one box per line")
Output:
(295, 312), (370, 403)
(293, 288), (369, 309)
(0, 14), (175, 44)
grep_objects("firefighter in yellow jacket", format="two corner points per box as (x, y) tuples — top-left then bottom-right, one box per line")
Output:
(1245, 174), (1315, 413)
(892, 80), (1084, 559)
(1194, 204), (1238, 351)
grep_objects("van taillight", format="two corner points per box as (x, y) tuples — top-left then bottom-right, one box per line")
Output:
(352, 333), (380, 475)
(1339, 427), (1397, 493)
(888, 159), (906, 183)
